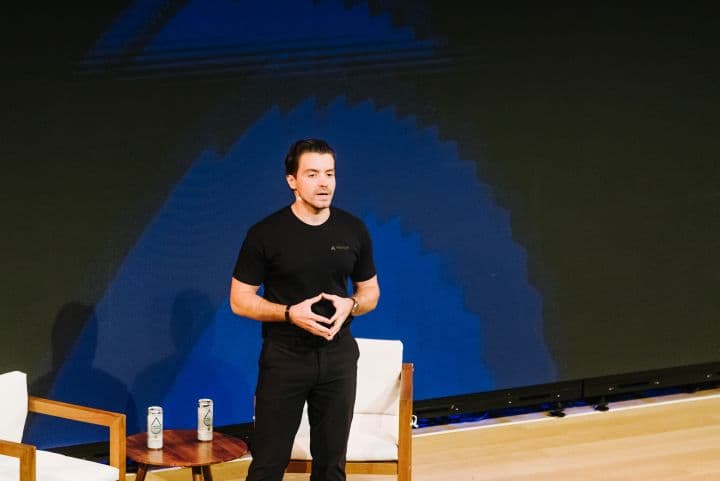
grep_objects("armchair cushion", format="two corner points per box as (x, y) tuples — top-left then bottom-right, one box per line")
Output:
(0, 450), (119, 481)
(0, 371), (28, 443)
(291, 413), (398, 461)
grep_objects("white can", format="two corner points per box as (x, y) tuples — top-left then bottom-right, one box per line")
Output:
(197, 398), (213, 441)
(147, 406), (163, 449)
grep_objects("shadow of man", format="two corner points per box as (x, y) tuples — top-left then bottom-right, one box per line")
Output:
(25, 302), (130, 448)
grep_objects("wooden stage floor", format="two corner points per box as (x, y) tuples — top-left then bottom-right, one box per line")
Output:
(131, 387), (720, 481)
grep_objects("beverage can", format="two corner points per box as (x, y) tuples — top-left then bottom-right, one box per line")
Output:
(198, 398), (213, 441)
(147, 406), (163, 449)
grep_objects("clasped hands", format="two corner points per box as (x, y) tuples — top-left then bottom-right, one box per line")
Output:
(287, 292), (354, 341)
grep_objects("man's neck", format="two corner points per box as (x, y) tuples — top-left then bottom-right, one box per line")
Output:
(290, 200), (331, 226)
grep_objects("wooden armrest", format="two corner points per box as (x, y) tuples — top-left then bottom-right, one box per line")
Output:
(29, 396), (122, 426)
(400, 363), (413, 402)
(0, 439), (37, 481)
(398, 363), (414, 481)
(28, 396), (126, 480)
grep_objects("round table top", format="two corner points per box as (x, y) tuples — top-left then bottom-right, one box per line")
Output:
(127, 429), (248, 467)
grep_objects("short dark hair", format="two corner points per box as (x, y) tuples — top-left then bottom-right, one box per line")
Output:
(284, 138), (336, 176)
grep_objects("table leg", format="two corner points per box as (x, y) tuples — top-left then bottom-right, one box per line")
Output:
(135, 464), (149, 481)
(201, 465), (214, 481)
(191, 466), (204, 481)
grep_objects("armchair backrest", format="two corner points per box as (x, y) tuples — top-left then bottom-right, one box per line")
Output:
(0, 371), (28, 443)
(295, 338), (403, 433)
(290, 338), (406, 463)
(355, 338), (403, 415)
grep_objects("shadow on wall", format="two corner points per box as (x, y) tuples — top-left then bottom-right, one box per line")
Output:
(125, 289), (216, 434)
(25, 302), (130, 448)
(30, 303), (92, 397)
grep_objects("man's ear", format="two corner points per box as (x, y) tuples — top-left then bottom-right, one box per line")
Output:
(286, 174), (297, 191)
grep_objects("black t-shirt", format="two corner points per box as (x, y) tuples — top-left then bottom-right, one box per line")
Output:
(233, 206), (376, 338)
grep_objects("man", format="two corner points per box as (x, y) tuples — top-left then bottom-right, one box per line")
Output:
(230, 138), (380, 481)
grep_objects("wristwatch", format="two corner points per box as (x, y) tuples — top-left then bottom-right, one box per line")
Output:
(350, 297), (359, 314)
(285, 304), (293, 323)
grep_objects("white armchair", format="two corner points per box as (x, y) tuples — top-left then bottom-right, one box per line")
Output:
(0, 371), (126, 481)
(287, 338), (414, 481)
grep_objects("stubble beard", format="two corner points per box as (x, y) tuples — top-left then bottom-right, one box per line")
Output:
(296, 191), (333, 214)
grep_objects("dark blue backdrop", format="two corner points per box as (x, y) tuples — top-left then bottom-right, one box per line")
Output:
(26, 0), (557, 447)
(29, 97), (555, 446)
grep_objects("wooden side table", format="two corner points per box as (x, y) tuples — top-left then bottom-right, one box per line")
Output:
(127, 429), (248, 481)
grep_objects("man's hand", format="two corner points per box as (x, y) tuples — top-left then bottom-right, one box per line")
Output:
(320, 293), (355, 340)
(288, 294), (335, 340)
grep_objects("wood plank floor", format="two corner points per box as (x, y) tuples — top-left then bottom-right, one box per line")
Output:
(130, 387), (720, 481)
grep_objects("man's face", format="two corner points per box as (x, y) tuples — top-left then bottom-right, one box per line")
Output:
(286, 151), (336, 212)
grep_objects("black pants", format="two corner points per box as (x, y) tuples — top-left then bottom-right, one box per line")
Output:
(246, 330), (359, 481)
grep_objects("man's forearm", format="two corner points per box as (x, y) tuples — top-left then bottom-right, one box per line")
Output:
(351, 284), (380, 316)
(230, 291), (286, 322)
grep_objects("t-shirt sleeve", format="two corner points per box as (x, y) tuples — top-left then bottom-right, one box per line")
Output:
(233, 227), (266, 286)
(351, 221), (377, 283)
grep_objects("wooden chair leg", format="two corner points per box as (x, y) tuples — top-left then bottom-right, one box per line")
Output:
(134, 464), (149, 481)
(201, 465), (214, 481)
(191, 466), (203, 481)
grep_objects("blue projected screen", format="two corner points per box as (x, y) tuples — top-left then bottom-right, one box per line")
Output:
(3, 2), (718, 448)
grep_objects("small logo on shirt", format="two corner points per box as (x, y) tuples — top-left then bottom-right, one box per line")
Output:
(331, 245), (350, 251)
